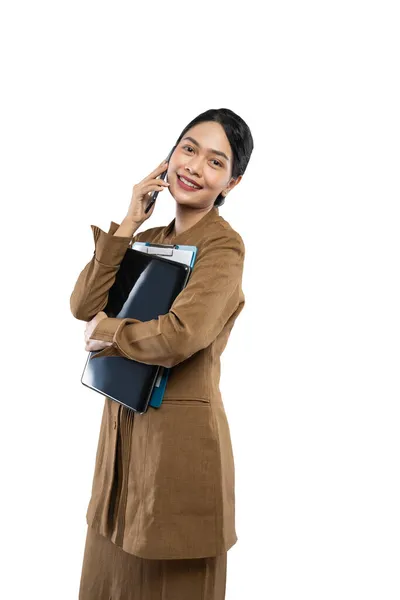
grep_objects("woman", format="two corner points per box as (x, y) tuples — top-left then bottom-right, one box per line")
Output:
(71, 107), (254, 599)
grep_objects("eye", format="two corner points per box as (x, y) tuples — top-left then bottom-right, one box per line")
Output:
(182, 145), (223, 168)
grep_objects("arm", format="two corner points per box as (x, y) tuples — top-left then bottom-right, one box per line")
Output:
(69, 220), (141, 322)
(88, 229), (245, 368)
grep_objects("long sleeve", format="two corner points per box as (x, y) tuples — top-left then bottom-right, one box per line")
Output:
(70, 221), (140, 322)
(89, 229), (245, 368)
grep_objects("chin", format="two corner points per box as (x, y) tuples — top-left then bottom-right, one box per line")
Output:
(174, 197), (201, 208)
(170, 177), (216, 210)
(169, 184), (199, 205)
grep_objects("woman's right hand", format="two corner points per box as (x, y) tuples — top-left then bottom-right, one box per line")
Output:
(125, 160), (170, 225)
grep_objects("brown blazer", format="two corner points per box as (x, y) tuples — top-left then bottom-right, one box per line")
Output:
(70, 206), (246, 559)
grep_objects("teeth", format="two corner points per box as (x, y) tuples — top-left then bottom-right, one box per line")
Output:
(179, 175), (200, 189)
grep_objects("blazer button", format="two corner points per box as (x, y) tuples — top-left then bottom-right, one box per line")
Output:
(113, 420), (116, 429)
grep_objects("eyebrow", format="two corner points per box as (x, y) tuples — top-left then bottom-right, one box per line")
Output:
(182, 136), (230, 162)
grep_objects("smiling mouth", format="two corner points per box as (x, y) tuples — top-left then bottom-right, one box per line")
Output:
(177, 174), (203, 190)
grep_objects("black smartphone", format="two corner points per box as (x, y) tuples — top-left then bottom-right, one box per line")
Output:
(144, 145), (176, 214)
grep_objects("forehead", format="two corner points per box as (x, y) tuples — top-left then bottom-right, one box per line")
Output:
(182, 121), (232, 161)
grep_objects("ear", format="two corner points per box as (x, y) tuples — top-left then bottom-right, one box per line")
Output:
(223, 175), (243, 196)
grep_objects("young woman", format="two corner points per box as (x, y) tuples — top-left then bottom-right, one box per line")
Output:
(71, 107), (254, 599)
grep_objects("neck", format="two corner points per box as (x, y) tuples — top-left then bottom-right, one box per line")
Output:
(173, 204), (215, 236)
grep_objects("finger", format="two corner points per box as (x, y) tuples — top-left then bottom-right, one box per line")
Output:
(141, 184), (166, 196)
(147, 177), (169, 187)
(143, 161), (168, 182)
(145, 182), (169, 191)
(143, 181), (169, 191)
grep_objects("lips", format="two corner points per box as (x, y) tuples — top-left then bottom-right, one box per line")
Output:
(177, 174), (203, 189)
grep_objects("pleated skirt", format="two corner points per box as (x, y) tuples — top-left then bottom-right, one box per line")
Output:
(78, 525), (228, 600)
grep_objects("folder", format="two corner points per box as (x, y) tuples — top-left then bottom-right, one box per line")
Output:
(80, 243), (197, 414)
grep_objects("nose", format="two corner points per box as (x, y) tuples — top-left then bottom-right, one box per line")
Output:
(185, 155), (203, 176)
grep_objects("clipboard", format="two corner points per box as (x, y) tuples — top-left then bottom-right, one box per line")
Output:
(131, 242), (198, 408)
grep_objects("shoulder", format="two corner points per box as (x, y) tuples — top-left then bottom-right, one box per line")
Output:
(202, 215), (245, 255)
(195, 219), (245, 266)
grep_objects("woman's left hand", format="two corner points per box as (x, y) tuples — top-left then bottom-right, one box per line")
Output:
(84, 311), (114, 352)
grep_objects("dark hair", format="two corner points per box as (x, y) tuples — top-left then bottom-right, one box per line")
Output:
(174, 108), (254, 207)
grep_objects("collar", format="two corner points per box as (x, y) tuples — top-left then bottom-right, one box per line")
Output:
(163, 206), (220, 244)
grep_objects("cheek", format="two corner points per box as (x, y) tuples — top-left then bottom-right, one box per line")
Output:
(167, 154), (179, 173)
(206, 171), (225, 189)
(169, 148), (187, 167)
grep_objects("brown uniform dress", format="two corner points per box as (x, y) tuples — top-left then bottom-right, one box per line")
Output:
(70, 206), (246, 599)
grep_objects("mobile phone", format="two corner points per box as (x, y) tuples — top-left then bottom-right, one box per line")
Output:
(144, 145), (176, 214)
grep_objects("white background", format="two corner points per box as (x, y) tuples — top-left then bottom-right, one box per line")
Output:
(1, 1), (399, 598)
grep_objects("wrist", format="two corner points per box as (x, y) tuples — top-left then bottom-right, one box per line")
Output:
(114, 217), (141, 239)
(123, 215), (143, 227)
